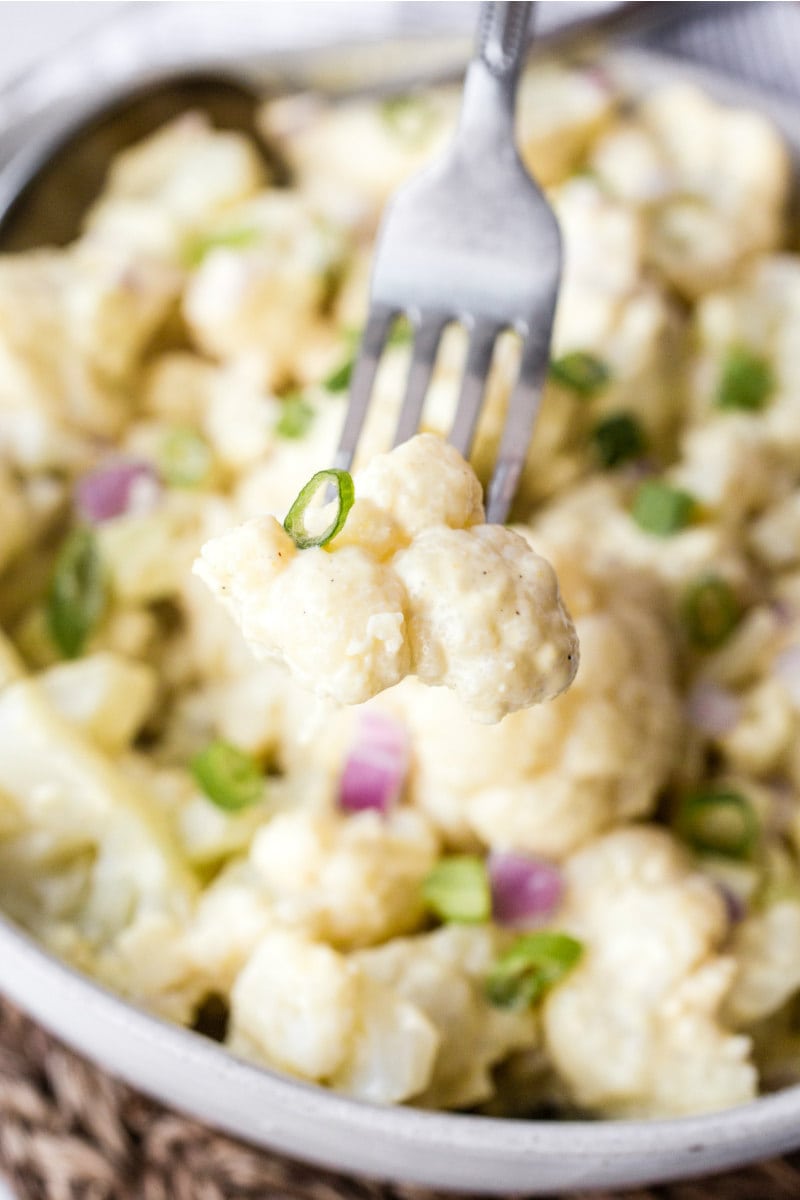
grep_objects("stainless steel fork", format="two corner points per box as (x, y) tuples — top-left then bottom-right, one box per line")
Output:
(333, 0), (562, 524)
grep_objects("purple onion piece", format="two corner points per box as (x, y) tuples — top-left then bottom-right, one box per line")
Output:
(339, 711), (409, 816)
(75, 459), (161, 524)
(716, 882), (746, 926)
(685, 680), (741, 737)
(774, 645), (800, 708)
(488, 850), (564, 927)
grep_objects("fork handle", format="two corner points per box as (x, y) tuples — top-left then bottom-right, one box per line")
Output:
(458, 2), (533, 146)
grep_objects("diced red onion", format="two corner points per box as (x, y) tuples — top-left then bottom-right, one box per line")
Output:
(488, 851), (564, 927)
(774, 645), (800, 708)
(685, 680), (741, 737)
(716, 882), (746, 925)
(339, 711), (409, 816)
(771, 599), (795, 628)
(75, 460), (161, 524)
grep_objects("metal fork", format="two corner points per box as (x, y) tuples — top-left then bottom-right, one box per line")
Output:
(333, 1), (562, 524)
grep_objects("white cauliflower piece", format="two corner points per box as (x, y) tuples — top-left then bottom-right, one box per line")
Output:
(517, 64), (614, 186)
(543, 828), (756, 1117)
(36, 653), (157, 754)
(691, 258), (800, 466)
(0, 246), (178, 466)
(195, 434), (578, 721)
(183, 192), (347, 386)
(356, 926), (537, 1110)
(508, 178), (683, 506)
(258, 89), (457, 209)
(84, 113), (266, 260)
(0, 679), (195, 946)
(354, 431), (484, 539)
(195, 515), (410, 704)
(394, 525), (577, 720)
(635, 85), (789, 297)
(92, 911), (202, 1025)
(98, 491), (229, 606)
(249, 807), (437, 949)
(534, 477), (748, 596)
(183, 863), (275, 991)
(228, 928), (438, 1103)
(396, 556), (680, 857)
(725, 901), (800, 1027)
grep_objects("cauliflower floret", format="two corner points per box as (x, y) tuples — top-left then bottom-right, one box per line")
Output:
(258, 89), (457, 210)
(355, 432), (484, 539)
(395, 525), (577, 721)
(396, 557), (680, 857)
(595, 85), (790, 298)
(542, 828), (756, 1118)
(36, 653), (157, 754)
(691, 258), (800, 466)
(195, 515), (409, 703)
(195, 434), (578, 721)
(356, 925), (537, 1110)
(228, 928), (438, 1103)
(183, 192), (347, 387)
(517, 64), (614, 186)
(182, 862), (275, 991)
(92, 911), (203, 1025)
(84, 112), (266, 260)
(725, 901), (800, 1027)
(249, 807), (437, 949)
(534, 477), (749, 597)
(0, 246), (178, 467)
(671, 415), (789, 525)
(502, 178), (684, 507)
(0, 679), (195, 947)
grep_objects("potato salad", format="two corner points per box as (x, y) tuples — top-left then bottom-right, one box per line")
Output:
(0, 60), (798, 1121)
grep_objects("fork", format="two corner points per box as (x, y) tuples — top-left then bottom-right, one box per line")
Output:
(333, 0), (562, 525)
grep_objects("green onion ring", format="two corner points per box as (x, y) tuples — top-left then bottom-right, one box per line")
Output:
(485, 931), (584, 1010)
(675, 788), (759, 860)
(283, 468), (355, 550)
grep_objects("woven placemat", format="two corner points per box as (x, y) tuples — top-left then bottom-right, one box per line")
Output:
(1, 997), (799, 1200)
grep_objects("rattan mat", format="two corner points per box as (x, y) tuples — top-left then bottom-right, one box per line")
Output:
(1, 998), (799, 1200)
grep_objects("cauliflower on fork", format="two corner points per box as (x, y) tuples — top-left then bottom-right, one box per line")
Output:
(194, 433), (579, 722)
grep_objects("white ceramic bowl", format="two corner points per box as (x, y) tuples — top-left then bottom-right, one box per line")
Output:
(2, 22), (800, 1194)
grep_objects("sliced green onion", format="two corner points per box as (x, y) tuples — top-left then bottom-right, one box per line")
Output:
(550, 352), (610, 398)
(46, 527), (107, 659)
(158, 427), (213, 488)
(275, 394), (315, 440)
(591, 411), (646, 468)
(191, 740), (264, 812)
(283, 468), (355, 550)
(323, 356), (353, 393)
(681, 574), (740, 649)
(716, 347), (774, 412)
(422, 856), (491, 924)
(632, 480), (696, 536)
(485, 931), (584, 1010)
(675, 788), (758, 860)
(379, 94), (437, 145)
(183, 227), (260, 268)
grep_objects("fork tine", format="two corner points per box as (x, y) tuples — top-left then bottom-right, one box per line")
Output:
(485, 321), (553, 525)
(333, 304), (396, 472)
(392, 315), (447, 448)
(448, 322), (499, 459)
